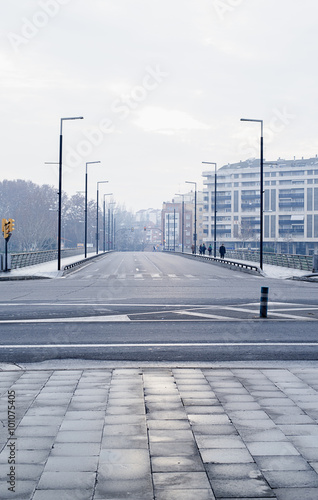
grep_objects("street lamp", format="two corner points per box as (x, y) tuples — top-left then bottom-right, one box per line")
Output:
(85, 161), (100, 258)
(202, 162), (217, 258)
(108, 202), (116, 250)
(103, 193), (113, 252)
(96, 181), (108, 254)
(240, 118), (264, 269)
(185, 181), (197, 254)
(175, 193), (185, 253)
(58, 116), (83, 270)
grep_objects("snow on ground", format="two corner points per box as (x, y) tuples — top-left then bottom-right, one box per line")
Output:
(229, 258), (312, 280)
(0, 253), (96, 279)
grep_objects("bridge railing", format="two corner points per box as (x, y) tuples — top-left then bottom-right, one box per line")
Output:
(225, 250), (313, 271)
(167, 250), (259, 274)
(166, 249), (316, 273)
(8, 248), (85, 270)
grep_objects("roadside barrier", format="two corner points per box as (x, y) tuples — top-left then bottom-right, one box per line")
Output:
(8, 248), (85, 270)
(63, 252), (110, 275)
(167, 251), (260, 274)
(226, 250), (313, 272)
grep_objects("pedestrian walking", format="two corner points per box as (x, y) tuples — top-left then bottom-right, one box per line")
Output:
(219, 243), (226, 259)
(199, 244), (203, 255)
(208, 244), (212, 256)
(202, 243), (206, 255)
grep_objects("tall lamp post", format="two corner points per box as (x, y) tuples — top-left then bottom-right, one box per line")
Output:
(108, 202), (116, 251)
(175, 193), (185, 253)
(202, 162), (217, 257)
(96, 181), (108, 254)
(85, 161), (100, 258)
(103, 193), (113, 252)
(185, 181), (197, 254)
(58, 116), (83, 270)
(240, 118), (264, 269)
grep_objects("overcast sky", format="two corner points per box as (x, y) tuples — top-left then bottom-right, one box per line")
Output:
(1, 1), (318, 212)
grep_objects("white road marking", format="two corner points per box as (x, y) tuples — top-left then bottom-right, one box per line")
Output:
(1, 342), (318, 349)
(176, 311), (235, 321)
(0, 315), (131, 324)
(222, 306), (317, 320)
(1, 302), (317, 323)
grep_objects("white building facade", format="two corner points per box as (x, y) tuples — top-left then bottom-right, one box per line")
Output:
(202, 157), (318, 255)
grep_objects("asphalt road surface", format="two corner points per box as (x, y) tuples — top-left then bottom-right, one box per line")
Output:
(0, 251), (317, 363)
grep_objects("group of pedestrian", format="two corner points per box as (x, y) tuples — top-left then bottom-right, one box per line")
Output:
(199, 243), (206, 255)
(192, 243), (226, 258)
(199, 243), (226, 258)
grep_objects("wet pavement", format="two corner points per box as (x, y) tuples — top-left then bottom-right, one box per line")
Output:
(1, 362), (318, 499)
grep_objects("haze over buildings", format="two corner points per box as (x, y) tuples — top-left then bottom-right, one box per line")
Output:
(1, 2), (318, 212)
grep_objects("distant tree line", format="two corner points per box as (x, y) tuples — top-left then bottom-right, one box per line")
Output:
(0, 179), (147, 253)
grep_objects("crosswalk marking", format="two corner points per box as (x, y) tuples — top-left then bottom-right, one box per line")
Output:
(71, 273), (212, 280)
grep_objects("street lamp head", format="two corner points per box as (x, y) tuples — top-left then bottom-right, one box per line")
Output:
(60, 116), (84, 134)
(240, 118), (262, 123)
(61, 116), (84, 121)
(185, 180), (196, 187)
(241, 117), (263, 137)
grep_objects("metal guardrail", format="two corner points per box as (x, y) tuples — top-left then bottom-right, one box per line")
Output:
(63, 251), (110, 274)
(7, 248), (85, 270)
(167, 251), (260, 273)
(168, 249), (316, 273)
(226, 250), (313, 271)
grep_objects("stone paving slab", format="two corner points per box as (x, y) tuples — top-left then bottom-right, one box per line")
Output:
(1, 365), (318, 498)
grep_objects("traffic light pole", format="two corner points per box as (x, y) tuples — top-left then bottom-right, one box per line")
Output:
(4, 237), (9, 272)
(2, 218), (13, 272)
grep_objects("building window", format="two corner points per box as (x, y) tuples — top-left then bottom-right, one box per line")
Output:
(307, 214), (313, 238)
(315, 215), (318, 238)
(271, 215), (276, 238)
(307, 188), (313, 211)
(264, 215), (270, 238)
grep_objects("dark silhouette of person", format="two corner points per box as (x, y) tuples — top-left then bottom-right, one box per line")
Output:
(219, 244), (226, 259)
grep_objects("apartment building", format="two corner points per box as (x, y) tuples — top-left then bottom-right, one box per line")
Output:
(202, 157), (318, 255)
(161, 192), (205, 252)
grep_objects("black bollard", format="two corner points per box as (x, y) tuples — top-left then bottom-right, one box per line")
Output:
(260, 286), (269, 318)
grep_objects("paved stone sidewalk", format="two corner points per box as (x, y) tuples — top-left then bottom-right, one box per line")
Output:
(1, 366), (318, 499)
